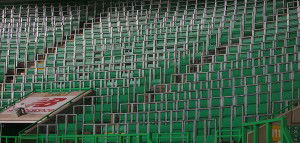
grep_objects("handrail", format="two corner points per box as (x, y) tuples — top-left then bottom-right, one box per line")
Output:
(34, 88), (92, 93)
(0, 133), (191, 143)
(18, 88), (92, 135)
(217, 129), (242, 142)
(272, 99), (300, 117)
(241, 117), (293, 143)
(243, 117), (284, 127)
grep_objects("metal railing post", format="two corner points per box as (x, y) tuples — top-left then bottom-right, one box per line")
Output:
(280, 118), (285, 143)
(253, 125), (258, 143)
(147, 133), (153, 143)
(241, 127), (246, 143)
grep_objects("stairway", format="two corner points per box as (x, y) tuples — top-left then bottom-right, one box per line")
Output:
(245, 105), (300, 143)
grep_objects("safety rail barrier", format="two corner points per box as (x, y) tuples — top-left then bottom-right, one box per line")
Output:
(241, 117), (293, 143)
(272, 99), (300, 118)
(217, 129), (241, 142)
(0, 132), (190, 143)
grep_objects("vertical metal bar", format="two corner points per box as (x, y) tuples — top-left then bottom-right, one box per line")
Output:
(203, 120), (207, 143)
(122, 135), (125, 143)
(266, 123), (272, 143)
(253, 125), (259, 143)
(148, 133), (152, 143)
(0, 123), (2, 138)
(241, 127), (246, 143)
(280, 119), (285, 143)
(214, 119), (217, 143)
(75, 134), (78, 143)
(297, 1), (300, 47)
(138, 134), (142, 143)
(187, 132), (190, 143)
(193, 120), (197, 143)
(281, 118), (293, 143)
(129, 136), (132, 143)
(118, 135), (121, 143)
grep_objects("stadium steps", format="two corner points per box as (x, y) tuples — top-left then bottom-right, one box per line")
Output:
(0, 0), (299, 142)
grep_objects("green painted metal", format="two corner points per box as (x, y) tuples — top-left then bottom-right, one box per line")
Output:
(18, 88), (92, 135)
(265, 123), (272, 143)
(151, 132), (190, 142)
(241, 117), (293, 143)
(0, 0), (299, 142)
(34, 88), (92, 93)
(241, 127), (246, 143)
(281, 118), (293, 143)
(216, 129), (241, 142)
(272, 99), (300, 118)
(0, 136), (18, 143)
(253, 125), (258, 143)
(0, 133), (190, 143)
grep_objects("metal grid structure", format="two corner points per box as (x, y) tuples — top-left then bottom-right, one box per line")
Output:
(0, 0), (299, 142)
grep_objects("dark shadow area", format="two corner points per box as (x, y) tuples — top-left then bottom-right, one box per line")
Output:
(1, 123), (31, 136)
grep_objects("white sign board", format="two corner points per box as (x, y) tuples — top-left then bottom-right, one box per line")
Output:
(0, 91), (89, 123)
(2, 93), (76, 115)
